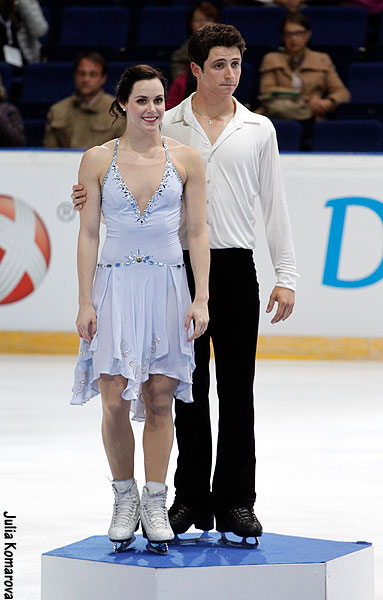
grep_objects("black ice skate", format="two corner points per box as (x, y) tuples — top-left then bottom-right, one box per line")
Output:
(140, 485), (174, 554)
(168, 501), (214, 544)
(215, 506), (263, 548)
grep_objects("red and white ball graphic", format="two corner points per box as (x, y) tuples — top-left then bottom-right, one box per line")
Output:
(0, 195), (51, 304)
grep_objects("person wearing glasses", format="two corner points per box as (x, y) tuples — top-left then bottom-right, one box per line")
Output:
(257, 13), (350, 148)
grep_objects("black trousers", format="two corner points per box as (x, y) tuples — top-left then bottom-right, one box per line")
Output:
(174, 248), (260, 511)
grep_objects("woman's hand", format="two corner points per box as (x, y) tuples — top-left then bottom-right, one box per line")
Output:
(309, 96), (333, 117)
(76, 304), (97, 343)
(185, 299), (209, 342)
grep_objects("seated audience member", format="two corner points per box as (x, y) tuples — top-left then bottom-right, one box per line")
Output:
(257, 13), (350, 147)
(0, 0), (48, 65)
(0, 74), (25, 146)
(44, 52), (125, 149)
(171, 1), (219, 82)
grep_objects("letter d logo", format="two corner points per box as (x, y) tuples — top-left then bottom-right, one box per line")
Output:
(323, 196), (383, 288)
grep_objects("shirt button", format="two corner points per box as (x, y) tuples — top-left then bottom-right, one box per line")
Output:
(208, 158), (212, 163)
(205, 141), (209, 145)
(206, 179), (210, 184)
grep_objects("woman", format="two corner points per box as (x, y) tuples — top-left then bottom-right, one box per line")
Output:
(71, 65), (210, 554)
(257, 13), (350, 147)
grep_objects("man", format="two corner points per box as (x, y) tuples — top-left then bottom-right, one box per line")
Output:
(44, 51), (125, 149)
(72, 24), (298, 543)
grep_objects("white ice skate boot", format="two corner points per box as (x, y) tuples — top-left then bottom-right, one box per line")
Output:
(108, 478), (140, 553)
(140, 483), (174, 554)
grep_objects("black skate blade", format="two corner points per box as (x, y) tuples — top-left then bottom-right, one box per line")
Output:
(112, 535), (136, 553)
(146, 541), (168, 555)
(171, 531), (214, 545)
(218, 532), (259, 549)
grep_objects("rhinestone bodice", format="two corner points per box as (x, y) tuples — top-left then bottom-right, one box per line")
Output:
(100, 137), (184, 265)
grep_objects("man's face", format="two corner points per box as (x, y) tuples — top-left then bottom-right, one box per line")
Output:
(74, 58), (106, 100)
(192, 46), (242, 98)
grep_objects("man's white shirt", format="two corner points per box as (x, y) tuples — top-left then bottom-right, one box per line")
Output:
(161, 93), (298, 291)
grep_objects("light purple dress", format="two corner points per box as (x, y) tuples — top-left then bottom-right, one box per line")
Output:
(71, 137), (194, 421)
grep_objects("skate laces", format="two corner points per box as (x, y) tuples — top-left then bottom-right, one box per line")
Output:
(142, 491), (169, 530)
(112, 487), (139, 527)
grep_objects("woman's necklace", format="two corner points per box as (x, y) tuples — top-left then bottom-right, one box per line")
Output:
(192, 101), (235, 126)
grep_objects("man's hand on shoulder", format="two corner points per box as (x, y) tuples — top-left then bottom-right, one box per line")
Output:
(72, 184), (87, 211)
(266, 286), (295, 324)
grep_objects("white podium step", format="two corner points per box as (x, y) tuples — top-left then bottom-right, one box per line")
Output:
(41, 532), (374, 600)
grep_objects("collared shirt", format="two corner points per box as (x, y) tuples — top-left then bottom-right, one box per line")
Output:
(161, 94), (298, 291)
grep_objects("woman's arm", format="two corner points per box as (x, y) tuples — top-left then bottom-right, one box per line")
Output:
(76, 148), (102, 343)
(182, 146), (210, 341)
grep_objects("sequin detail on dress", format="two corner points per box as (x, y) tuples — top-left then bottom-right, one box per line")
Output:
(71, 136), (194, 421)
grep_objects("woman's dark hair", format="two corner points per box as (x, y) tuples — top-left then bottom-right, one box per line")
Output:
(279, 12), (312, 37)
(110, 64), (168, 120)
(187, 1), (219, 36)
(188, 23), (246, 70)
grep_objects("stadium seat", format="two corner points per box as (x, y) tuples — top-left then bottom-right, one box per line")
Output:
(272, 120), (301, 152)
(221, 7), (284, 48)
(0, 62), (12, 98)
(336, 62), (383, 123)
(233, 61), (255, 107)
(312, 120), (382, 152)
(130, 6), (188, 61)
(17, 63), (74, 118)
(23, 119), (46, 147)
(47, 6), (130, 60)
(302, 7), (367, 49)
(346, 62), (383, 103)
(105, 61), (171, 97)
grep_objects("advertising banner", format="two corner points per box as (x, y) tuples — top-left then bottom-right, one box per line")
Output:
(0, 151), (382, 339)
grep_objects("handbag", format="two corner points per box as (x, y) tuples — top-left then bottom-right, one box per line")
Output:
(258, 91), (312, 120)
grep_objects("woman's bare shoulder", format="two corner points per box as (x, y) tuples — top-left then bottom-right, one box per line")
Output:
(80, 140), (116, 168)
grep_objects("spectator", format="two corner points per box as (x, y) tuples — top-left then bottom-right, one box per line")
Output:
(44, 52), (125, 149)
(171, 2), (219, 82)
(257, 13), (350, 147)
(167, 2), (219, 110)
(0, 0), (48, 66)
(0, 74), (25, 146)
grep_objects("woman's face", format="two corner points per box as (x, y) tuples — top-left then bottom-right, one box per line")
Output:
(190, 8), (215, 33)
(282, 21), (311, 56)
(122, 78), (166, 131)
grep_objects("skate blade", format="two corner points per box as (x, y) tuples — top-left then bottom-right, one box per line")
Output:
(171, 531), (214, 545)
(218, 532), (259, 549)
(146, 541), (168, 554)
(112, 535), (136, 553)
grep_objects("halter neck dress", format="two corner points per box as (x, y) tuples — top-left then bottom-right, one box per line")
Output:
(71, 137), (195, 421)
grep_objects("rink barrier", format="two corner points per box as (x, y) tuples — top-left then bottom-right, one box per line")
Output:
(1, 331), (382, 360)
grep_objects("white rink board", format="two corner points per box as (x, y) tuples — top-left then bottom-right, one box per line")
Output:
(0, 151), (382, 336)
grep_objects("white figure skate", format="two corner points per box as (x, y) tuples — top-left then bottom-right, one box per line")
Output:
(108, 479), (140, 553)
(140, 485), (174, 554)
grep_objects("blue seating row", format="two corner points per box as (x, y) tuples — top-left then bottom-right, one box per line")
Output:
(21, 118), (383, 152)
(38, 5), (374, 61)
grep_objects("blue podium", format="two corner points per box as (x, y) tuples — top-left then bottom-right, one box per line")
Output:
(41, 532), (374, 600)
